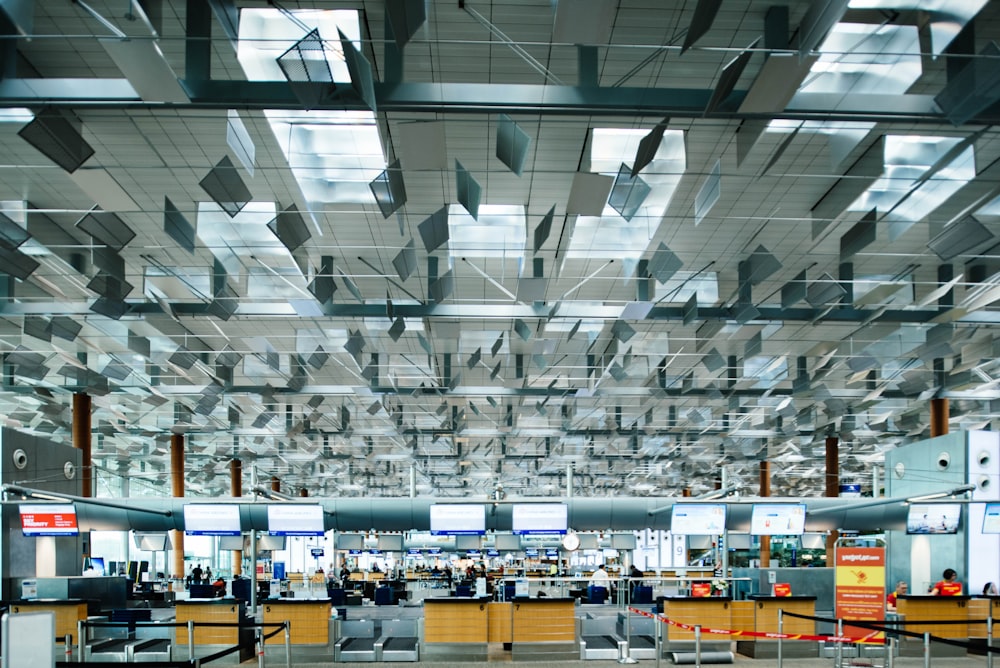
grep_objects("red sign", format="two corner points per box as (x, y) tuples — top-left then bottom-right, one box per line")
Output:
(835, 546), (885, 639)
(19, 504), (79, 536)
(691, 582), (711, 597)
(772, 582), (792, 597)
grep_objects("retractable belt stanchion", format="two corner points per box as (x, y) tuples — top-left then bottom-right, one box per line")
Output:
(694, 624), (702, 668)
(836, 618), (843, 668)
(777, 609), (783, 668)
(923, 631), (930, 668)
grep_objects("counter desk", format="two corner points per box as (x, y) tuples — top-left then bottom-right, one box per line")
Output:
(896, 594), (972, 657)
(175, 598), (247, 646)
(423, 597), (491, 661)
(260, 597), (331, 645)
(655, 596), (733, 654)
(735, 595), (818, 659)
(9, 598), (90, 644)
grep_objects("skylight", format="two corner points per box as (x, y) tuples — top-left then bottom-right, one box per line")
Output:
(768, 24), (922, 160)
(847, 0), (988, 57)
(654, 271), (719, 305)
(237, 8), (385, 207)
(568, 128), (686, 260)
(447, 204), (526, 261)
(848, 135), (975, 240)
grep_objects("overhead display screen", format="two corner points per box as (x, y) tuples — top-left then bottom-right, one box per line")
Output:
(512, 503), (567, 534)
(983, 503), (1000, 534)
(906, 503), (961, 535)
(430, 504), (485, 535)
(183, 504), (241, 536)
(670, 503), (727, 535)
(267, 504), (325, 536)
(20, 504), (78, 536)
(750, 503), (806, 535)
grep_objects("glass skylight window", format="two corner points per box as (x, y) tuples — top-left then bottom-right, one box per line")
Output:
(848, 135), (975, 240)
(568, 129), (686, 260)
(197, 201), (301, 276)
(743, 356), (787, 386)
(238, 8), (385, 206)
(847, 0), (988, 57)
(654, 271), (719, 305)
(768, 24), (922, 158)
(447, 204), (526, 261)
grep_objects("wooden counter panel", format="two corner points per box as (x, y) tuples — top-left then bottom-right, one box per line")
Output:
(262, 600), (331, 645)
(662, 599), (732, 641)
(424, 600), (489, 643)
(512, 599), (575, 642)
(176, 601), (242, 645)
(897, 597), (970, 639)
(10, 601), (87, 643)
(730, 600), (755, 634)
(488, 602), (512, 643)
(753, 598), (815, 635)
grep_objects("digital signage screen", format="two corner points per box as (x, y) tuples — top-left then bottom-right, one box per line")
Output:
(430, 504), (485, 535)
(670, 503), (727, 535)
(983, 503), (1000, 534)
(906, 503), (961, 535)
(20, 504), (78, 536)
(183, 504), (241, 536)
(511, 503), (568, 534)
(267, 504), (325, 536)
(750, 503), (806, 535)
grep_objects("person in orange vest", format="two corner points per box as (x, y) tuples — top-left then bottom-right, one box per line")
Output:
(930, 568), (962, 596)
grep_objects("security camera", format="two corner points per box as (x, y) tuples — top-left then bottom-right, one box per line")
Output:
(936, 452), (950, 470)
(978, 450), (991, 468)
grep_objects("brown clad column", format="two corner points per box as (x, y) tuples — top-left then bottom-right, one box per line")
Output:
(171, 434), (185, 580)
(299, 488), (308, 497)
(825, 436), (840, 558)
(231, 458), (242, 575)
(930, 398), (949, 437)
(73, 393), (92, 497)
(271, 476), (280, 493)
(759, 460), (771, 568)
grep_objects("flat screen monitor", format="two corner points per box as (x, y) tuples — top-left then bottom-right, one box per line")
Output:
(430, 504), (485, 535)
(983, 503), (1000, 534)
(512, 503), (567, 534)
(20, 503), (79, 536)
(266, 504), (324, 536)
(219, 535), (244, 550)
(750, 503), (806, 535)
(89, 557), (106, 575)
(670, 503), (727, 535)
(906, 503), (961, 534)
(183, 504), (241, 536)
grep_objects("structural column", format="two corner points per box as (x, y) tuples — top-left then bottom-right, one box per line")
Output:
(230, 458), (242, 575)
(825, 436), (840, 557)
(759, 460), (771, 568)
(299, 488), (308, 497)
(271, 476), (280, 493)
(171, 434), (185, 579)
(72, 393), (92, 497)
(930, 398), (949, 437)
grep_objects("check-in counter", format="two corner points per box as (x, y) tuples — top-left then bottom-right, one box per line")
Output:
(969, 596), (1000, 654)
(736, 595), (818, 658)
(261, 598), (331, 645)
(176, 598), (246, 645)
(423, 597), (489, 660)
(896, 595), (971, 657)
(510, 597), (576, 660)
(656, 596), (733, 656)
(10, 598), (89, 644)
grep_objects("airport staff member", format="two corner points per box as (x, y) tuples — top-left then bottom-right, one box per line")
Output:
(886, 581), (907, 610)
(930, 568), (962, 596)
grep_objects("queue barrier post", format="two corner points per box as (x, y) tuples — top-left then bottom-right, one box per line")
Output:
(836, 618), (843, 668)
(694, 624), (702, 668)
(257, 627), (265, 668)
(989, 616), (994, 668)
(284, 621), (292, 668)
(77, 620), (84, 661)
(923, 631), (930, 668)
(777, 609), (783, 668)
(188, 619), (195, 661)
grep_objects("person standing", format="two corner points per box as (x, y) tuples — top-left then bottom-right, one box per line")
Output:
(930, 568), (962, 596)
(191, 563), (203, 585)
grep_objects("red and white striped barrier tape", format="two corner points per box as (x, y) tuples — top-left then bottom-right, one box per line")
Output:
(627, 606), (883, 644)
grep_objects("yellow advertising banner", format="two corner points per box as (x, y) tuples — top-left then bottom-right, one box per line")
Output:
(835, 546), (885, 639)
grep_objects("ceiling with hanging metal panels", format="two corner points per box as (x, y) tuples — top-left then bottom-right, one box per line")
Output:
(0, 0), (998, 500)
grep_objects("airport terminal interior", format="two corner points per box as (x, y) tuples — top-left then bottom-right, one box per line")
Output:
(1, 0), (1000, 665)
